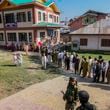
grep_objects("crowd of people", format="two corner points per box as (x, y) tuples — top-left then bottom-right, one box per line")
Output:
(10, 46), (109, 110)
(6, 42), (39, 52)
(41, 47), (110, 84)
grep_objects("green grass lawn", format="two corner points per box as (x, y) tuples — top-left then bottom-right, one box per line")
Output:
(0, 50), (109, 100)
(0, 50), (60, 100)
(78, 52), (110, 61)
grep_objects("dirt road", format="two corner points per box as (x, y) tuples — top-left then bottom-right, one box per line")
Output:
(0, 75), (109, 110)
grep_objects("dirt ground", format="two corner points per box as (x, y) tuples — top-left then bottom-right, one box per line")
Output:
(0, 75), (109, 110)
(0, 51), (109, 110)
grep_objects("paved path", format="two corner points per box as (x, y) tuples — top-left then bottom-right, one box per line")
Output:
(0, 74), (110, 110)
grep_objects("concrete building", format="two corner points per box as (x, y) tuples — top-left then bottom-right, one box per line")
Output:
(70, 18), (110, 51)
(0, 0), (60, 47)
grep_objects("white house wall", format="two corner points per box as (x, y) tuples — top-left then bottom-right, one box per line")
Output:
(79, 35), (99, 50)
(4, 8), (33, 28)
(71, 35), (99, 50)
(71, 35), (110, 51)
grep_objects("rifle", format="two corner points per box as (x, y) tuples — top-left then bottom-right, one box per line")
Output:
(61, 90), (65, 95)
(61, 90), (66, 101)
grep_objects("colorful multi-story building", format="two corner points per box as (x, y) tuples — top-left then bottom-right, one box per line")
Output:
(0, 0), (60, 47)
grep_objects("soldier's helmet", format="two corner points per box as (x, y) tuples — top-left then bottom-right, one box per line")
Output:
(78, 90), (89, 103)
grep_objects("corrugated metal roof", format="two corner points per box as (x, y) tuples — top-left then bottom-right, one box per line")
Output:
(70, 18), (110, 34)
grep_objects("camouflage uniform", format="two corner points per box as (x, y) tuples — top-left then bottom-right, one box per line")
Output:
(63, 84), (78, 110)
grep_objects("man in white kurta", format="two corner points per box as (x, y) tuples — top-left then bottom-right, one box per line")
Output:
(42, 54), (47, 69)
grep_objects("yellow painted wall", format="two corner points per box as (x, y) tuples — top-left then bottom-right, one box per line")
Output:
(0, 0), (14, 9)
(36, 0), (45, 3)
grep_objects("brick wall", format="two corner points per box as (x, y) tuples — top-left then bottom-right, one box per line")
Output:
(69, 14), (107, 31)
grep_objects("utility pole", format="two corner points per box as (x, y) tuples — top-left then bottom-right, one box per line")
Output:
(98, 20), (101, 50)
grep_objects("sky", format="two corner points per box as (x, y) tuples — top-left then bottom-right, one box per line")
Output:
(49, 0), (110, 21)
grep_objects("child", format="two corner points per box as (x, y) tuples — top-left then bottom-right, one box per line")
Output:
(17, 53), (23, 66)
(13, 53), (17, 66)
(63, 77), (78, 110)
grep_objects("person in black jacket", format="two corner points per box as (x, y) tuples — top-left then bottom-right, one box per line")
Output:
(93, 60), (102, 83)
(76, 90), (96, 110)
(65, 53), (70, 70)
(74, 54), (80, 74)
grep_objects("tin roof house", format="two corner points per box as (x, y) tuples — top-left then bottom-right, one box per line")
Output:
(70, 18), (110, 51)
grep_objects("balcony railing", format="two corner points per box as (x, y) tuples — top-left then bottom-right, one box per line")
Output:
(5, 23), (17, 28)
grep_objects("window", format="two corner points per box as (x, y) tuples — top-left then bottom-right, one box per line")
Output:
(54, 16), (56, 22)
(57, 16), (58, 23)
(7, 33), (16, 41)
(19, 33), (27, 42)
(47, 29), (54, 37)
(27, 11), (32, 22)
(43, 13), (46, 21)
(28, 32), (32, 42)
(17, 12), (26, 22)
(38, 12), (41, 21)
(80, 38), (88, 46)
(82, 16), (96, 25)
(0, 14), (2, 23)
(73, 43), (78, 48)
(101, 39), (110, 47)
(49, 14), (53, 19)
(39, 32), (45, 40)
(0, 33), (4, 41)
(5, 13), (15, 23)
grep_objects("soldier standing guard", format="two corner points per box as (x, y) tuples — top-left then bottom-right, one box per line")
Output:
(62, 77), (78, 110)
(76, 90), (96, 110)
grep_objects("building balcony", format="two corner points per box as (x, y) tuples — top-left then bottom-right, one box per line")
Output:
(5, 23), (17, 28)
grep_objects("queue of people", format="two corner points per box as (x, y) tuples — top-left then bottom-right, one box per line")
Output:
(40, 47), (110, 84)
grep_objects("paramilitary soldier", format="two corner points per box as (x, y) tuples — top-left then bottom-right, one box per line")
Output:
(63, 77), (78, 110)
(76, 90), (96, 110)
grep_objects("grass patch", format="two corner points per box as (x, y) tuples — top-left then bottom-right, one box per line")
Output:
(78, 51), (110, 61)
(0, 50), (60, 99)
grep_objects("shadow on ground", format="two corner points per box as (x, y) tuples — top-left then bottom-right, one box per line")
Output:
(28, 55), (41, 65)
(1, 64), (16, 67)
(26, 67), (42, 70)
(28, 55), (61, 75)
(81, 83), (110, 91)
